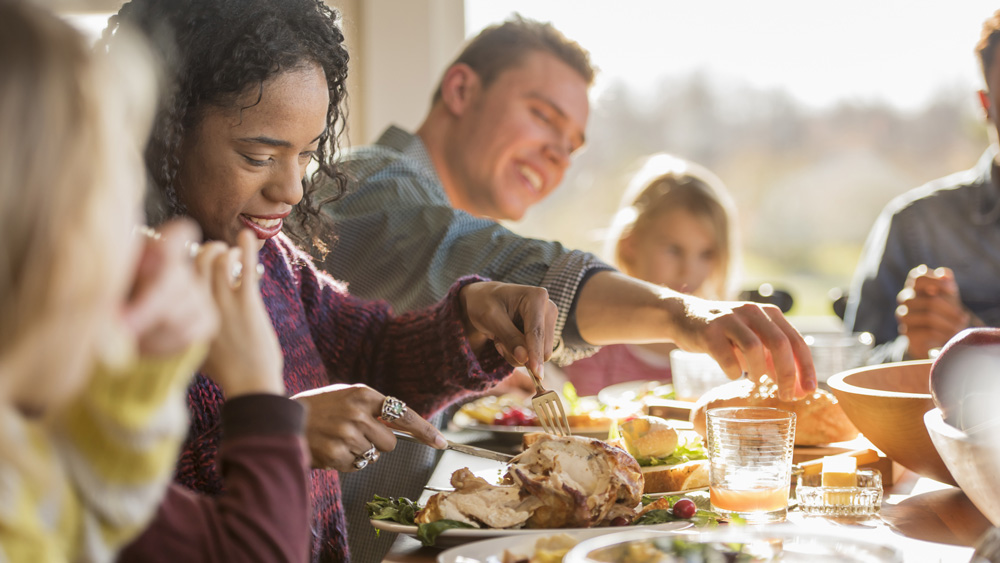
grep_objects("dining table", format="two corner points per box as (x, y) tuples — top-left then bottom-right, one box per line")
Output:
(377, 428), (993, 563)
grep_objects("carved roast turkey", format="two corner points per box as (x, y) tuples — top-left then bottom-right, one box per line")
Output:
(416, 434), (643, 529)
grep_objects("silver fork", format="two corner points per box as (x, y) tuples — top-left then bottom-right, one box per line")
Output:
(526, 367), (571, 437)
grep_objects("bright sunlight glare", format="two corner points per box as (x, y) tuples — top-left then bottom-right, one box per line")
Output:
(466, 0), (999, 111)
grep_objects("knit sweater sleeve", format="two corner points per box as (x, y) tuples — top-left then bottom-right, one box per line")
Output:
(0, 345), (206, 563)
(116, 395), (309, 563)
(285, 239), (512, 416)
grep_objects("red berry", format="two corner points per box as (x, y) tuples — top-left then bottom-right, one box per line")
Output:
(610, 516), (630, 526)
(672, 498), (696, 519)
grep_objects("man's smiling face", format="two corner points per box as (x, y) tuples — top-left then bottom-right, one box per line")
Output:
(448, 50), (589, 221)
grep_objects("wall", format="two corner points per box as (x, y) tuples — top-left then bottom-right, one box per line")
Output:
(51, 0), (467, 148)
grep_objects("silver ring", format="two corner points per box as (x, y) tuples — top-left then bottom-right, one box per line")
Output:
(380, 396), (406, 422)
(229, 261), (266, 286)
(186, 241), (201, 259)
(353, 457), (369, 470)
(362, 444), (379, 463)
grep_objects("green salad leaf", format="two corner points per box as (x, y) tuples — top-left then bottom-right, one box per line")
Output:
(367, 495), (475, 547)
(563, 381), (581, 413)
(415, 519), (476, 546)
(635, 494), (734, 528)
(637, 433), (707, 466)
(366, 494), (419, 525)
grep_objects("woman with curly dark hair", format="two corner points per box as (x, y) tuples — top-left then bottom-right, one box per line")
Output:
(104, 1), (558, 561)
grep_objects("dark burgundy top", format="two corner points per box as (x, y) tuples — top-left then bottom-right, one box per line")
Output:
(119, 394), (310, 562)
(173, 234), (511, 562)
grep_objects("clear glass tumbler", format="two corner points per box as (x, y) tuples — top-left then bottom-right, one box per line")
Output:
(803, 332), (874, 385)
(669, 350), (731, 400)
(707, 407), (796, 524)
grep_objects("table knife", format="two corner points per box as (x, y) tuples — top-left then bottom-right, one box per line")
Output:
(392, 430), (514, 463)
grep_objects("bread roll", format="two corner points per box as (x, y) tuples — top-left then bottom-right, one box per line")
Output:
(618, 416), (679, 459)
(690, 376), (858, 445)
(640, 460), (709, 493)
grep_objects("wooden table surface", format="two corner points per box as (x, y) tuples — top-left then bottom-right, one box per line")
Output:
(379, 436), (993, 563)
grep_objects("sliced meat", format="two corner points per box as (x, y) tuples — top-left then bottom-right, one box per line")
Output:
(415, 468), (541, 528)
(507, 435), (643, 528)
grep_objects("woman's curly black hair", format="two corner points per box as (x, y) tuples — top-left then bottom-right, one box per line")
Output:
(102, 0), (348, 248)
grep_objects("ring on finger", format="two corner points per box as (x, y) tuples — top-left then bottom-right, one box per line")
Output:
(362, 443), (379, 463)
(379, 396), (406, 422)
(352, 456), (369, 470)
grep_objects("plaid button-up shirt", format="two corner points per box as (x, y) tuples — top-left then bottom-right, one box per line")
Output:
(316, 126), (614, 364)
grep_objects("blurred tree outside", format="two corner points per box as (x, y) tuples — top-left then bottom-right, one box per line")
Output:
(503, 72), (987, 320)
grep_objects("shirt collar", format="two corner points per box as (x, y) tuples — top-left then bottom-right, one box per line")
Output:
(973, 145), (1000, 224)
(376, 125), (435, 171)
(375, 126), (447, 198)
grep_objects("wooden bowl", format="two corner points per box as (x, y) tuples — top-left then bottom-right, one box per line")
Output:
(924, 408), (1000, 526)
(827, 360), (957, 486)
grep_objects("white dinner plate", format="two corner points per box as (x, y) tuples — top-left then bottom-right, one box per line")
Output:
(596, 380), (666, 406)
(644, 485), (709, 499)
(371, 519), (692, 549)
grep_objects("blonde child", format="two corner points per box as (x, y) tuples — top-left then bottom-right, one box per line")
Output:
(562, 154), (740, 395)
(0, 3), (221, 560)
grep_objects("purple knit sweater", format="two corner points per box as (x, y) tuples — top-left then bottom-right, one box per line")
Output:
(175, 234), (511, 563)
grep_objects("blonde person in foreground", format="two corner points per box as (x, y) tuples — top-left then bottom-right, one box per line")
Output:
(0, 3), (218, 561)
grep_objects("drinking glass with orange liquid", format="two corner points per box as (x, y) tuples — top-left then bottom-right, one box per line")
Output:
(706, 407), (796, 524)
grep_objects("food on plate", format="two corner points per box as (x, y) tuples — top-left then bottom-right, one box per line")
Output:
(689, 375), (858, 445)
(501, 533), (579, 563)
(615, 416), (709, 494)
(459, 395), (539, 426)
(821, 455), (858, 506)
(670, 498), (697, 519)
(417, 468), (541, 528)
(581, 536), (760, 563)
(457, 391), (619, 430)
(929, 327), (1000, 431)
(420, 434), (643, 529)
(641, 460), (709, 494)
(618, 416), (678, 459)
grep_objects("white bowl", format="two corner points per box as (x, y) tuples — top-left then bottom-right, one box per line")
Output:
(924, 407), (1000, 527)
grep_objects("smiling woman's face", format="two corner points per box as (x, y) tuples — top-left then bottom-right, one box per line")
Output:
(176, 63), (329, 248)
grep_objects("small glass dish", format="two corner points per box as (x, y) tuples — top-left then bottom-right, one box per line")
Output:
(796, 468), (882, 517)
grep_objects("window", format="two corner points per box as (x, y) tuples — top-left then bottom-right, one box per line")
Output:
(467, 0), (993, 322)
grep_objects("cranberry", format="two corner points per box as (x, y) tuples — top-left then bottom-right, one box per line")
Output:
(610, 516), (630, 526)
(494, 407), (537, 426)
(672, 498), (696, 519)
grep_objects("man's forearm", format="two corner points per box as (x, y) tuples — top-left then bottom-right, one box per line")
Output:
(574, 270), (687, 344)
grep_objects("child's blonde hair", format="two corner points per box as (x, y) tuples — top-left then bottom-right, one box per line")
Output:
(605, 154), (740, 300)
(0, 3), (158, 400)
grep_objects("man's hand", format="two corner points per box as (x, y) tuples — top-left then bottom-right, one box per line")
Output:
(670, 297), (816, 401)
(896, 265), (974, 359)
(575, 271), (815, 401)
